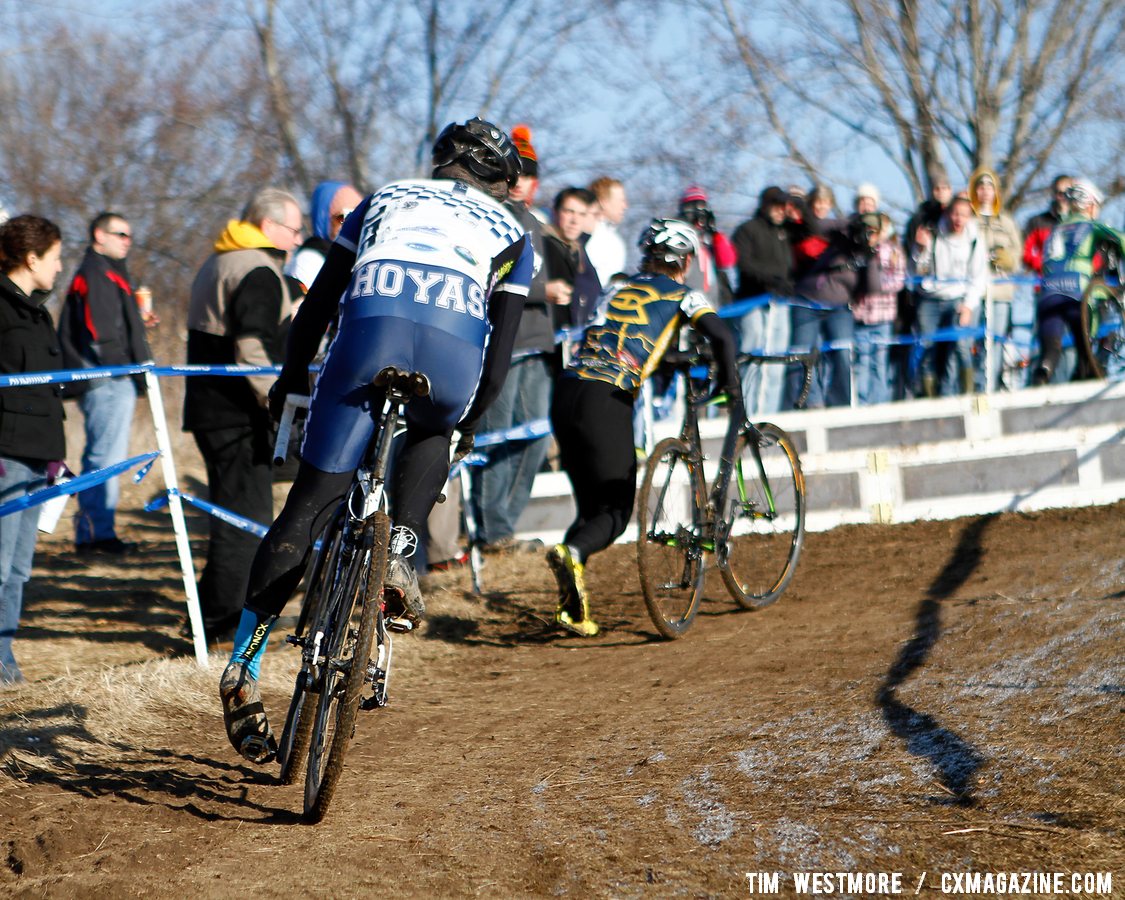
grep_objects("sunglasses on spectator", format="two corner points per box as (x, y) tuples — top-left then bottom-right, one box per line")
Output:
(106, 231), (133, 240)
(332, 208), (354, 225)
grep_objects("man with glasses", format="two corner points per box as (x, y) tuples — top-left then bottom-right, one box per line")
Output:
(286, 180), (363, 298)
(184, 187), (303, 641)
(58, 211), (154, 555)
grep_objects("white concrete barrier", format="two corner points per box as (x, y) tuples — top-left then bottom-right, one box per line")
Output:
(516, 380), (1125, 543)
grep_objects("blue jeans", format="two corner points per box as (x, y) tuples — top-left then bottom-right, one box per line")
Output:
(981, 300), (1011, 390)
(854, 320), (893, 406)
(738, 299), (791, 415)
(787, 303), (854, 408)
(916, 296), (976, 395)
(0, 457), (46, 683)
(76, 376), (137, 544)
(471, 354), (552, 544)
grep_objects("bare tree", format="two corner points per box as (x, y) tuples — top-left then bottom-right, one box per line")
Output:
(696, 0), (1125, 208)
(0, 14), (288, 362)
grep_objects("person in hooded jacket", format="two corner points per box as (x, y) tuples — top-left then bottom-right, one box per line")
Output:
(285, 180), (363, 299)
(968, 168), (1023, 390)
(183, 187), (304, 642)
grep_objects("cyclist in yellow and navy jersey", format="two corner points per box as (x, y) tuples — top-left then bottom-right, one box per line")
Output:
(547, 218), (740, 636)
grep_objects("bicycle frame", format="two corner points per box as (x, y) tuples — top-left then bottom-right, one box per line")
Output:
(661, 347), (814, 546)
(275, 368), (430, 701)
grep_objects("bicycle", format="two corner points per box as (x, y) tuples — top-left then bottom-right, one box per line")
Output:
(1079, 275), (1124, 380)
(636, 349), (812, 639)
(272, 366), (430, 822)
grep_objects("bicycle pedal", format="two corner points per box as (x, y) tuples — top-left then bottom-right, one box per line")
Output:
(360, 692), (389, 711)
(385, 618), (413, 634)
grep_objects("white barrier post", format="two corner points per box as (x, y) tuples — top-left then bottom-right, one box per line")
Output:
(458, 466), (483, 594)
(984, 277), (995, 394)
(144, 369), (209, 666)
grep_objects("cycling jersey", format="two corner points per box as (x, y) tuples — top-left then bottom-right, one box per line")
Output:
(335, 178), (531, 345)
(1040, 215), (1125, 301)
(568, 272), (716, 395)
(299, 178), (533, 473)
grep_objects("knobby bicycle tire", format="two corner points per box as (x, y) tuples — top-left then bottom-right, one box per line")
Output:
(1080, 278), (1125, 380)
(276, 508), (345, 786)
(637, 437), (707, 639)
(304, 510), (390, 823)
(719, 422), (805, 609)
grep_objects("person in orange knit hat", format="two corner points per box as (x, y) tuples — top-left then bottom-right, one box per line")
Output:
(467, 123), (557, 555)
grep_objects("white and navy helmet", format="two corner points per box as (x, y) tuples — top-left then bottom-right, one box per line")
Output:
(432, 117), (522, 188)
(1066, 179), (1104, 210)
(638, 217), (700, 264)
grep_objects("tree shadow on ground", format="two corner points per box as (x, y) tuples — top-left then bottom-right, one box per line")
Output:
(876, 515), (993, 806)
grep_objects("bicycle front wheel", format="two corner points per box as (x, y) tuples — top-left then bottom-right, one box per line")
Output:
(1080, 279), (1125, 380)
(719, 422), (805, 609)
(277, 508), (345, 786)
(637, 437), (707, 639)
(304, 510), (390, 823)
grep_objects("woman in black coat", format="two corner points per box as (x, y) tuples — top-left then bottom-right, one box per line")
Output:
(0, 214), (65, 687)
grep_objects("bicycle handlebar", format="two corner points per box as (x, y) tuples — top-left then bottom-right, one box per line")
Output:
(273, 394), (311, 466)
(659, 346), (819, 410)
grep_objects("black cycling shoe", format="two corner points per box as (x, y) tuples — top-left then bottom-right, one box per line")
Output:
(219, 663), (277, 764)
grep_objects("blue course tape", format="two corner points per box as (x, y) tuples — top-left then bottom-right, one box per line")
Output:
(0, 451), (160, 519)
(146, 488), (269, 539)
(0, 362), (284, 389)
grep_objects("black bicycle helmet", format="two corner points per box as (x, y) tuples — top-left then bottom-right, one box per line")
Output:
(638, 217), (700, 263)
(432, 117), (521, 188)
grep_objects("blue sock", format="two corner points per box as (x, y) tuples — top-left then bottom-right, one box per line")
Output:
(228, 608), (277, 680)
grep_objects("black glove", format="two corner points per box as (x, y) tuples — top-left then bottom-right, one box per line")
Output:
(453, 429), (475, 464)
(268, 367), (310, 422)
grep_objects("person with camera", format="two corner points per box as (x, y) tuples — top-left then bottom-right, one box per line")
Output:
(785, 206), (882, 407)
(851, 191), (907, 406)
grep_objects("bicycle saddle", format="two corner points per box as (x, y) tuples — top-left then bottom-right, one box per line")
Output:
(373, 366), (431, 398)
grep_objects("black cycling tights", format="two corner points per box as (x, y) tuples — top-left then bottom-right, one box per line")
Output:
(550, 376), (637, 563)
(244, 428), (453, 618)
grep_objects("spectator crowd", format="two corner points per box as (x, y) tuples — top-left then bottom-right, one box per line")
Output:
(0, 123), (1122, 663)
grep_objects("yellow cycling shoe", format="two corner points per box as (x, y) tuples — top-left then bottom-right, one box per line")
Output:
(546, 544), (599, 637)
(555, 608), (600, 637)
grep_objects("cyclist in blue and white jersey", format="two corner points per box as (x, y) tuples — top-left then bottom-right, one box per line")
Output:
(220, 118), (533, 763)
(547, 219), (740, 636)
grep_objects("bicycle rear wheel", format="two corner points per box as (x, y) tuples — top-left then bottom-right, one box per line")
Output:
(637, 437), (707, 639)
(277, 508), (345, 786)
(1080, 280), (1125, 380)
(719, 422), (805, 609)
(304, 510), (390, 823)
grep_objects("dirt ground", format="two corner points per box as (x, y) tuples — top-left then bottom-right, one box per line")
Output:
(0, 494), (1122, 898)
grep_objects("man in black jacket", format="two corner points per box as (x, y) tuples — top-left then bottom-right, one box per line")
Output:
(730, 186), (795, 411)
(470, 126), (556, 554)
(184, 188), (303, 641)
(731, 186), (794, 300)
(58, 212), (153, 556)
